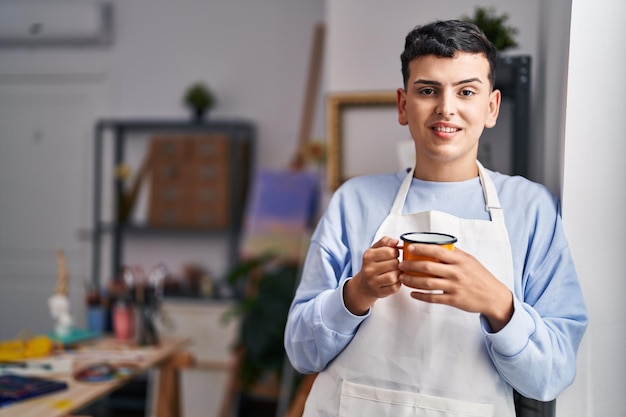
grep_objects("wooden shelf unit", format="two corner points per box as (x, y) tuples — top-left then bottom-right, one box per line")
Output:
(91, 118), (256, 290)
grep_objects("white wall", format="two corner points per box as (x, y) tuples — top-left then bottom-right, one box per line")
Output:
(560, 0), (626, 415)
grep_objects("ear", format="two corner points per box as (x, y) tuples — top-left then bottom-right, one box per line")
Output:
(397, 88), (408, 126)
(485, 89), (501, 128)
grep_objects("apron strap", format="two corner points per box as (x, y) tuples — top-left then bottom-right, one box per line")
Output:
(390, 168), (414, 215)
(476, 161), (504, 222)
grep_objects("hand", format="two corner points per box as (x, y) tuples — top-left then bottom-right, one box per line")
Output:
(399, 244), (514, 332)
(344, 236), (401, 315)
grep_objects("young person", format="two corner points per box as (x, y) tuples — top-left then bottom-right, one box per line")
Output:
(284, 19), (588, 417)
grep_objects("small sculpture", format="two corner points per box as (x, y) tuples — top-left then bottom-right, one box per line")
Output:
(48, 249), (74, 338)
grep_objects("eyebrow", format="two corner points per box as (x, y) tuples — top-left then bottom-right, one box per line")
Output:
(413, 77), (483, 86)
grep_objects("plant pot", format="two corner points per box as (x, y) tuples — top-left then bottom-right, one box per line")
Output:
(192, 107), (208, 123)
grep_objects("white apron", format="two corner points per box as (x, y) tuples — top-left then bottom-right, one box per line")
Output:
(303, 162), (516, 417)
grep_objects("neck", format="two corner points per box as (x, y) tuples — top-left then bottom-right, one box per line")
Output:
(412, 158), (479, 182)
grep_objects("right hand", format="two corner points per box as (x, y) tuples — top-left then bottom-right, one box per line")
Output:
(344, 236), (401, 315)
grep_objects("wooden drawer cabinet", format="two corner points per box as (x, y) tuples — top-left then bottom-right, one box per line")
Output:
(148, 134), (233, 230)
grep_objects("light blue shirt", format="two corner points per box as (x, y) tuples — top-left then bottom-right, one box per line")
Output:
(284, 168), (588, 401)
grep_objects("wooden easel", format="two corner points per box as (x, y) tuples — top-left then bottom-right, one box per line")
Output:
(281, 373), (317, 417)
(289, 23), (325, 171)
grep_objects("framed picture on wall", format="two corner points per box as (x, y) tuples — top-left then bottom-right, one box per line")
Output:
(326, 91), (410, 191)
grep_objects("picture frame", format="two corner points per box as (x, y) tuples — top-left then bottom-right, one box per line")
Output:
(326, 91), (400, 191)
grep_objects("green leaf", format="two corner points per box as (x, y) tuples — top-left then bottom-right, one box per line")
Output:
(461, 6), (519, 51)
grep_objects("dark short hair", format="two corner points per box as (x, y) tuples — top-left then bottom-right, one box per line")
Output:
(400, 20), (498, 89)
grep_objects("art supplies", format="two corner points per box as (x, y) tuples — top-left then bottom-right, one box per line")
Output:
(0, 374), (68, 408)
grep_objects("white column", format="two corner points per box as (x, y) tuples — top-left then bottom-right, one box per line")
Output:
(560, 0), (626, 416)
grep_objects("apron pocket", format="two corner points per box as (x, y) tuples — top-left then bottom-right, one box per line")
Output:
(339, 380), (494, 417)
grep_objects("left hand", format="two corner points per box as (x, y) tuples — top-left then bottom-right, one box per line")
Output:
(399, 243), (514, 332)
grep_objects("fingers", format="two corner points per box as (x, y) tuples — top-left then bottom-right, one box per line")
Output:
(356, 236), (402, 302)
(403, 242), (458, 261)
(399, 258), (443, 278)
(409, 290), (448, 304)
(401, 273), (455, 305)
(399, 243), (459, 294)
(364, 236), (400, 265)
(400, 247), (510, 317)
(371, 236), (400, 249)
(400, 274), (447, 292)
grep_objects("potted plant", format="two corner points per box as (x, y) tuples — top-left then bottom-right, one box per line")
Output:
(461, 6), (519, 52)
(183, 82), (216, 122)
(222, 254), (301, 407)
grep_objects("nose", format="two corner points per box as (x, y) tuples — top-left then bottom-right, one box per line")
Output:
(435, 92), (456, 117)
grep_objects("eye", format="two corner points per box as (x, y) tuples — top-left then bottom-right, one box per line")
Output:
(419, 88), (436, 96)
(460, 89), (475, 97)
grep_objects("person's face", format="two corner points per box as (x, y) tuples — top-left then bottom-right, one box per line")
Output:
(397, 52), (500, 178)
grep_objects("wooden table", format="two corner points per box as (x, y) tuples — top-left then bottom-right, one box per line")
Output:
(0, 337), (191, 417)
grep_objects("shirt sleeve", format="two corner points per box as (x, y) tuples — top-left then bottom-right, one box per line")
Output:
(284, 239), (369, 374)
(480, 196), (588, 401)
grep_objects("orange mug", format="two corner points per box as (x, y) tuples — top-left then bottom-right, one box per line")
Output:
(400, 232), (457, 277)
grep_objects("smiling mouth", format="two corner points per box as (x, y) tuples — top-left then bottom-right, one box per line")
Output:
(432, 126), (460, 133)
